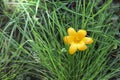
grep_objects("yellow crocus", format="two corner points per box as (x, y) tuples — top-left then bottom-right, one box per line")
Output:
(64, 27), (93, 54)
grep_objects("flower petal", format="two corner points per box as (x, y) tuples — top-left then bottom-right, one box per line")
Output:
(67, 27), (77, 36)
(64, 36), (74, 44)
(69, 44), (77, 54)
(82, 37), (93, 44)
(77, 30), (87, 39)
(77, 41), (87, 51)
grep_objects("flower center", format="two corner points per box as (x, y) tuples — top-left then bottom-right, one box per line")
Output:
(74, 37), (81, 43)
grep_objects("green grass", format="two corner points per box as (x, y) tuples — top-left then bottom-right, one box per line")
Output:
(0, 0), (120, 80)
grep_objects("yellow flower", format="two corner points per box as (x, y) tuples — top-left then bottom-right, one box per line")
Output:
(64, 27), (93, 54)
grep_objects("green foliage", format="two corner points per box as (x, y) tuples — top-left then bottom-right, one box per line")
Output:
(0, 0), (120, 80)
